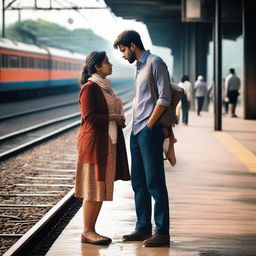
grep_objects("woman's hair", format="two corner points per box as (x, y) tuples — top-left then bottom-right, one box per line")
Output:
(80, 51), (106, 85)
(181, 75), (189, 82)
(113, 30), (145, 50)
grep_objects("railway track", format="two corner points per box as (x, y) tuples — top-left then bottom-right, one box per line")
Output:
(0, 87), (133, 161)
(3, 189), (82, 256)
(0, 114), (81, 161)
(0, 88), (133, 255)
(0, 129), (78, 255)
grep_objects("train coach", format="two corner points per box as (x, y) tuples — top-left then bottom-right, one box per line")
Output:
(0, 37), (85, 100)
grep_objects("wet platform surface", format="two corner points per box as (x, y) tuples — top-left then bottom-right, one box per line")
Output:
(46, 111), (256, 256)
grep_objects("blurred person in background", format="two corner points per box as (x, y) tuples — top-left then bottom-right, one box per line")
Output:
(194, 75), (207, 116)
(225, 68), (240, 118)
(207, 79), (229, 115)
(178, 75), (192, 125)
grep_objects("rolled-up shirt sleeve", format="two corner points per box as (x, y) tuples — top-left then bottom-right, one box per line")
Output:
(152, 58), (171, 107)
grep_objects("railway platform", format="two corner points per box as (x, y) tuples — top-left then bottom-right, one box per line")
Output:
(37, 111), (256, 255)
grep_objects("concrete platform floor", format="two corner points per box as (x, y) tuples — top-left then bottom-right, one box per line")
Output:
(46, 111), (256, 256)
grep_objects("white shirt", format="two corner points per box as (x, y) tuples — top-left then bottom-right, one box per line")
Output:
(194, 80), (207, 97)
(178, 81), (192, 102)
(225, 73), (240, 94)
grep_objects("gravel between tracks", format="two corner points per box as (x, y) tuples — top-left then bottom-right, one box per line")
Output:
(0, 128), (78, 255)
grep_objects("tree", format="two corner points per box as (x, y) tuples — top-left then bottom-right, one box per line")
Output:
(6, 19), (112, 54)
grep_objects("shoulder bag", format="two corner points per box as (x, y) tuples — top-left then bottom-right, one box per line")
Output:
(146, 59), (184, 127)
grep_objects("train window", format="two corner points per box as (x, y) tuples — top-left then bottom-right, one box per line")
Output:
(39, 58), (42, 69)
(44, 59), (49, 69)
(51, 60), (54, 69)
(10, 55), (19, 68)
(37, 58), (43, 69)
(1, 54), (8, 68)
(34, 58), (38, 68)
(21, 56), (28, 68)
(41, 58), (46, 69)
(40, 58), (44, 69)
(29, 57), (35, 68)
(53, 60), (56, 69)
(35, 58), (40, 69)
(76, 63), (81, 70)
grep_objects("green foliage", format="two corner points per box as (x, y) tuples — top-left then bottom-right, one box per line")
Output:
(5, 19), (111, 54)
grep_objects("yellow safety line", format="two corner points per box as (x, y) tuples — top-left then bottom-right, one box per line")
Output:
(214, 132), (256, 173)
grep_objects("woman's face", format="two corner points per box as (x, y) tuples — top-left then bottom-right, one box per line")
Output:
(96, 56), (113, 78)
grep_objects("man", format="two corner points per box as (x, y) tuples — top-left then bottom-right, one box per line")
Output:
(194, 75), (207, 116)
(113, 30), (171, 247)
(225, 68), (240, 117)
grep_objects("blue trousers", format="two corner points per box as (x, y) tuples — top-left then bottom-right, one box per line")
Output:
(130, 125), (170, 235)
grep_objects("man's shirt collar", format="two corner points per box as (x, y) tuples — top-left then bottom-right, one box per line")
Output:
(136, 50), (150, 67)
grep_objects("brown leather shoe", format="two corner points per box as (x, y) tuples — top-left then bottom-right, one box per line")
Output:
(143, 233), (170, 247)
(122, 230), (152, 241)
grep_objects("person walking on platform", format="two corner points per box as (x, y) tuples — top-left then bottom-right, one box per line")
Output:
(194, 75), (207, 116)
(178, 75), (192, 125)
(114, 30), (171, 247)
(75, 51), (130, 245)
(225, 68), (240, 118)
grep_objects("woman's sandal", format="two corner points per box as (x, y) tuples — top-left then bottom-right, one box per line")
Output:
(81, 233), (112, 245)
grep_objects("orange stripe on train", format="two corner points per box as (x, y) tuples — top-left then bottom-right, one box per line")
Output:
(1, 70), (81, 82)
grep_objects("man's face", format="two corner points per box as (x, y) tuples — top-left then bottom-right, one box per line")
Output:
(118, 44), (136, 64)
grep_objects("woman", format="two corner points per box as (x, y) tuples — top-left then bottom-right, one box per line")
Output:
(75, 51), (130, 245)
(178, 75), (192, 125)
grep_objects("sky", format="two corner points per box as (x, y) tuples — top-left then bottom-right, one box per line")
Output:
(0, 0), (174, 74)
(1, 0), (151, 42)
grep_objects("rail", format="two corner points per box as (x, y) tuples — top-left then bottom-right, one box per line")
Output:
(3, 189), (82, 256)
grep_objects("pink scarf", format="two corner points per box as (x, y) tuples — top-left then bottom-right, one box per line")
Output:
(89, 73), (124, 115)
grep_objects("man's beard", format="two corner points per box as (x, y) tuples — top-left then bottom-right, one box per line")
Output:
(127, 50), (136, 63)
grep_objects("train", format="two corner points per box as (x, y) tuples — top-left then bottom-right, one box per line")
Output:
(0, 37), (85, 100)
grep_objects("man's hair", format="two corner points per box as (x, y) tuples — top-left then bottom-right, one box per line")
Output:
(229, 68), (235, 74)
(113, 30), (145, 50)
(181, 75), (189, 82)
